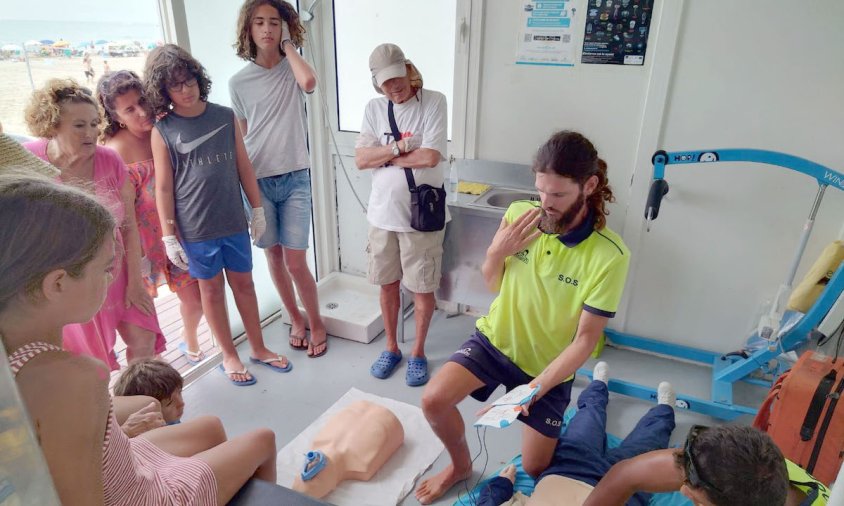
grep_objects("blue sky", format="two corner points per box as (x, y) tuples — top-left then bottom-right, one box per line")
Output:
(5, 0), (160, 23)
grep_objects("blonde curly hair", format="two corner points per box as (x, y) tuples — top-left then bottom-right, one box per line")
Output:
(233, 0), (306, 61)
(24, 78), (100, 139)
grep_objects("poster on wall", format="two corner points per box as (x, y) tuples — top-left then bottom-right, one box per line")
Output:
(515, 1), (577, 66)
(582, 0), (654, 65)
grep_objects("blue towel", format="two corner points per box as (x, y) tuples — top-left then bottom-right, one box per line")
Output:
(453, 408), (691, 506)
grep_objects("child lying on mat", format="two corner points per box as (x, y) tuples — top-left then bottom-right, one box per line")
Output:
(477, 362), (676, 506)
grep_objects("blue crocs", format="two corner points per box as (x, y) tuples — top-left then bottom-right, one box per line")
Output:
(370, 350), (402, 379)
(406, 356), (429, 387)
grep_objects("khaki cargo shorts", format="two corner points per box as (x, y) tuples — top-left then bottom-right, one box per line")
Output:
(366, 226), (445, 294)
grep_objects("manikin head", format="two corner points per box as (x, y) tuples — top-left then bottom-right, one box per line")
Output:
(292, 401), (404, 499)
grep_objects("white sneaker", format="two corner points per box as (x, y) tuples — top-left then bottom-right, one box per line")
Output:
(593, 361), (609, 384)
(657, 381), (676, 406)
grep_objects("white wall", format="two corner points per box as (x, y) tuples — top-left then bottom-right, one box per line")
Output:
(620, 1), (844, 350)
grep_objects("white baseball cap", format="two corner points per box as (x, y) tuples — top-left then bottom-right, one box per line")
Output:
(369, 43), (408, 93)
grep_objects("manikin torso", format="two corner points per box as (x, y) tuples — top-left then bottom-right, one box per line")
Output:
(292, 400), (404, 499)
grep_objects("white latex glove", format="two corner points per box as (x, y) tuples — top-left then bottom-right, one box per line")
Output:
(280, 21), (292, 50)
(250, 207), (266, 242)
(162, 235), (189, 270)
(402, 135), (423, 153)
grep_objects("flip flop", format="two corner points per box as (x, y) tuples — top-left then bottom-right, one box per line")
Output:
(370, 350), (402, 379)
(249, 354), (293, 373)
(307, 337), (328, 358)
(217, 364), (257, 386)
(406, 356), (430, 387)
(289, 327), (308, 350)
(179, 342), (205, 365)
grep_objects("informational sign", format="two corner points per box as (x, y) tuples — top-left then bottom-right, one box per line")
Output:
(582, 0), (654, 65)
(516, 1), (577, 67)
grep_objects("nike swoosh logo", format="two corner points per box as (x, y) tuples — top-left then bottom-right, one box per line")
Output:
(174, 125), (227, 155)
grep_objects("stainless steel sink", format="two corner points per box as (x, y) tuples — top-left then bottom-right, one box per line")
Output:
(470, 187), (540, 210)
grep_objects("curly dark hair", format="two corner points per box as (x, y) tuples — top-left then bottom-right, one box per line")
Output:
(532, 130), (615, 230)
(234, 0), (306, 61)
(674, 426), (788, 506)
(24, 78), (100, 139)
(142, 44), (212, 115)
(96, 70), (149, 140)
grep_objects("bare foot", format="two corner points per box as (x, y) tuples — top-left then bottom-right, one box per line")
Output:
(499, 464), (517, 484)
(252, 350), (289, 369)
(415, 463), (472, 504)
(221, 357), (252, 383)
(307, 328), (328, 357)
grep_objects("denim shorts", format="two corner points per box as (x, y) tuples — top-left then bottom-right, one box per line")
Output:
(255, 169), (313, 250)
(448, 329), (573, 438)
(182, 231), (252, 279)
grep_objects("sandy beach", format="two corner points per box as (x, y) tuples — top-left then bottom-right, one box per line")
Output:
(0, 54), (146, 136)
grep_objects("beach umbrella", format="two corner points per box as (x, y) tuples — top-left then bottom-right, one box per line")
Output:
(39, 39), (54, 45)
(95, 39), (108, 45)
(1, 44), (22, 52)
(24, 40), (42, 47)
(52, 40), (70, 48)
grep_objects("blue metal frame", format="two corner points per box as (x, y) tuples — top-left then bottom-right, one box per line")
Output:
(605, 149), (844, 420)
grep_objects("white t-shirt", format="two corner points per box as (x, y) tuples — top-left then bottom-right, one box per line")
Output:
(229, 58), (310, 179)
(358, 89), (448, 232)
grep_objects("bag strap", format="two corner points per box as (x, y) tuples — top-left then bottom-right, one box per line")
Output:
(387, 101), (417, 192)
(800, 369), (837, 441)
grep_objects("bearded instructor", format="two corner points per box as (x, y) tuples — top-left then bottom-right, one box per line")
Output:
(416, 131), (631, 504)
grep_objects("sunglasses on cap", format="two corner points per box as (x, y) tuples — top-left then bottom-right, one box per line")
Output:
(683, 425), (722, 494)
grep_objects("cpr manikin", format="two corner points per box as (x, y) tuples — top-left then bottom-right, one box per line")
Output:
(292, 400), (404, 499)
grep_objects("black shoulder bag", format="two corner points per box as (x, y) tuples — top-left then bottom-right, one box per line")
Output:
(387, 101), (446, 232)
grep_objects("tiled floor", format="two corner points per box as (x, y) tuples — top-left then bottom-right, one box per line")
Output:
(177, 309), (767, 506)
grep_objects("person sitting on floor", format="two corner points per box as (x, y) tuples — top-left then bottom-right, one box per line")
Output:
(113, 358), (186, 425)
(477, 361), (676, 506)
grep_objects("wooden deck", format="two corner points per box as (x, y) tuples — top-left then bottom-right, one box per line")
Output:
(111, 289), (217, 379)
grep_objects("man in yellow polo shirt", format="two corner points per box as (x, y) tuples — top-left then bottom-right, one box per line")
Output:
(415, 131), (631, 504)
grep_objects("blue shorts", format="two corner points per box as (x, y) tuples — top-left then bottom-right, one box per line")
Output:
(255, 169), (313, 250)
(182, 231), (252, 279)
(448, 330), (573, 438)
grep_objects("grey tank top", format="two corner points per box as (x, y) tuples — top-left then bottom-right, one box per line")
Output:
(155, 102), (247, 242)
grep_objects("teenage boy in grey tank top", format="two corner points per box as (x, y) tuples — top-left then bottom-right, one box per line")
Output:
(229, 0), (328, 358)
(145, 43), (292, 386)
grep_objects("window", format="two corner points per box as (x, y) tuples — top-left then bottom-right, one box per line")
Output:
(0, 1), (163, 136)
(332, 0), (456, 138)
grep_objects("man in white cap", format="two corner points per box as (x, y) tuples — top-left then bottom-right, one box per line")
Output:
(354, 43), (448, 388)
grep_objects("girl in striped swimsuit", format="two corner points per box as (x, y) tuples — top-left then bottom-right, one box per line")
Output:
(0, 175), (278, 505)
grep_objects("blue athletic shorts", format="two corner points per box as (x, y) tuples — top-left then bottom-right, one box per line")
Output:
(448, 329), (573, 438)
(182, 231), (252, 279)
(255, 169), (313, 250)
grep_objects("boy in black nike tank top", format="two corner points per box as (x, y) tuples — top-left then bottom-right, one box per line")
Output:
(145, 44), (291, 386)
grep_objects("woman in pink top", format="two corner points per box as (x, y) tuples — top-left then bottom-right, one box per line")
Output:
(22, 78), (164, 369)
(0, 174), (278, 504)
(97, 70), (207, 365)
